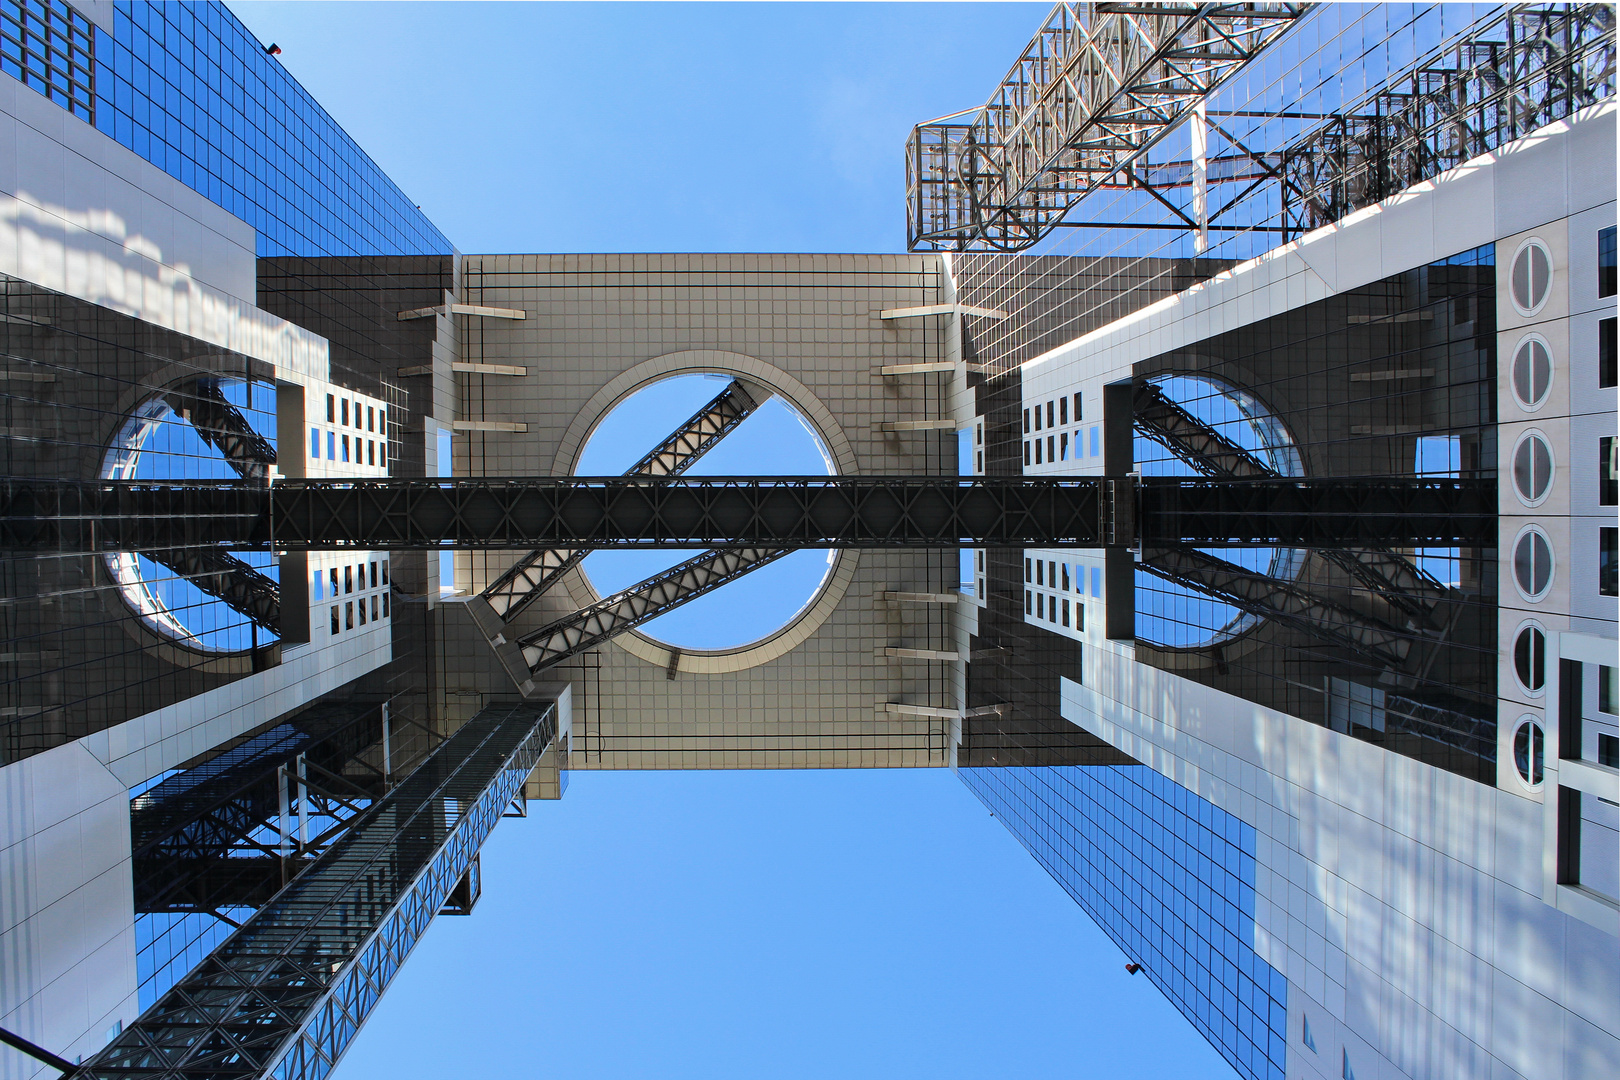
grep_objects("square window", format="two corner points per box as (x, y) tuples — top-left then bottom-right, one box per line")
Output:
(1602, 318), (1617, 388)
(345, 601), (354, 629)
(1600, 225), (1616, 298)
(1602, 527), (1618, 596)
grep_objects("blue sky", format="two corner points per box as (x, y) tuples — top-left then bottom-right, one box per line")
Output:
(230, 3), (1230, 1077)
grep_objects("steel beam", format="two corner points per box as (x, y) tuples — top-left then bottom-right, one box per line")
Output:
(906, 2), (1310, 251)
(164, 378), (276, 483)
(517, 547), (791, 673)
(1140, 546), (1411, 665)
(144, 547), (281, 633)
(480, 378), (770, 622)
(75, 701), (554, 1080)
(0, 476), (1494, 551)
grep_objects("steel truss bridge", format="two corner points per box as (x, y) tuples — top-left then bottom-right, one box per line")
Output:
(906, 2), (1615, 252)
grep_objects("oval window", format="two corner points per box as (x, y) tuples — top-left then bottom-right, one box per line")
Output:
(1510, 335), (1552, 410)
(1512, 525), (1554, 601)
(1513, 716), (1545, 789)
(1510, 239), (1553, 316)
(1513, 621), (1546, 696)
(1511, 430), (1555, 506)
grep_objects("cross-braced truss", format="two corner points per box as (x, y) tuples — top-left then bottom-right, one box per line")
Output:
(1280, 4), (1615, 236)
(0, 475), (1494, 551)
(75, 702), (555, 1080)
(906, 1), (1310, 251)
(518, 547), (791, 673)
(144, 547), (281, 633)
(165, 377), (277, 483)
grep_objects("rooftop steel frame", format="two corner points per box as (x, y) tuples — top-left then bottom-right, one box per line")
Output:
(905, 1), (1310, 251)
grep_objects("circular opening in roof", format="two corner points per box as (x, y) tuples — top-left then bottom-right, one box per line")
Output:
(100, 376), (278, 654)
(1133, 373), (1305, 650)
(574, 372), (836, 653)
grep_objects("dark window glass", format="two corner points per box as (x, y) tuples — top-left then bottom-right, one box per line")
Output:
(1059, 397), (1068, 425)
(1073, 392), (1082, 421)
(330, 607), (339, 634)
(1514, 625), (1545, 693)
(1023, 442), (1031, 466)
(1601, 318), (1616, 388)
(1602, 437), (1617, 506)
(1047, 401), (1055, 428)
(329, 568), (338, 595)
(1603, 527), (1619, 597)
(370, 561), (378, 588)
(1599, 733), (1618, 768)
(1600, 226), (1616, 298)
(344, 566), (353, 593)
(382, 592), (390, 617)
(1024, 558), (1032, 582)
(1025, 590), (1032, 614)
(341, 399), (348, 426)
(382, 561), (389, 585)
(1036, 561), (1044, 586)
(368, 406), (375, 432)
(1600, 666), (1617, 714)
(1034, 405), (1042, 431)
(326, 394), (335, 422)
(1023, 408), (1030, 433)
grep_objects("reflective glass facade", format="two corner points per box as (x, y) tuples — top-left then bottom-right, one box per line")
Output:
(92, 0), (450, 258)
(961, 764), (1286, 1080)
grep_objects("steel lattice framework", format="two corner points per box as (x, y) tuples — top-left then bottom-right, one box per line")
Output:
(74, 702), (555, 1080)
(905, 1), (1310, 251)
(0, 475), (1495, 550)
(1280, 4), (1616, 236)
(480, 378), (769, 622)
(165, 377), (278, 484)
(517, 547), (791, 672)
(144, 547), (281, 633)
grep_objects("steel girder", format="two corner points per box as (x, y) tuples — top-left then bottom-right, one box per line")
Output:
(1140, 546), (1412, 665)
(517, 547), (791, 673)
(165, 377), (277, 483)
(75, 701), (555, 1080)
(0, 476), (1495, 550)
(1280, 4), (1615, 236)
(144, 547), (281, 633)
(906, 2), (1310, 251)
(480, 378), (770, 622)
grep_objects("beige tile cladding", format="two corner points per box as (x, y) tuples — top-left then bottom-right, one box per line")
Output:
(443, 252), (962, 770)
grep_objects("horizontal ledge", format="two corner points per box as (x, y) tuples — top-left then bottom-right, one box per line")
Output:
(1347, 311), (1433, 324)
(879, 591), (959, 604)
(880, 702), (959, 719)
(451, 420), (529, 433)
(0, 371), (56, 383)
(1349, 368), (1435, 382)
(877, 362), (957, 376)
(878, 419), (958, 432)
(454, 362), (527, 376)
(398, 303), (527, 321)
(879, 303), (1009, 321)
(881, 647), (964, 662)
